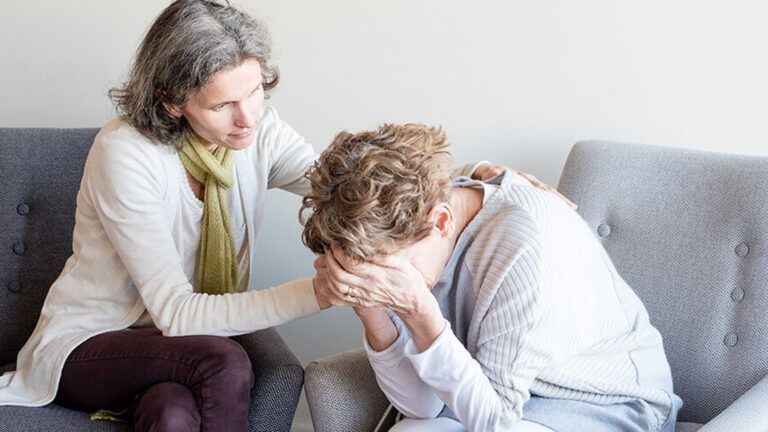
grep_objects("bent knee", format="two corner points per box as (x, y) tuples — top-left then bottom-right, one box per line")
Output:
(134, 382), (200, 432)
(197, 337), (254, 388)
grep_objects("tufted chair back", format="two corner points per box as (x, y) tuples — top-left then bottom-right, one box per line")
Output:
(557, 140), (768, 424)
(0, 128), (98, 367)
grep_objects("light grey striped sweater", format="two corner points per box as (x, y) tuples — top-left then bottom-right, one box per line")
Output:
(368, 169), (680, 431)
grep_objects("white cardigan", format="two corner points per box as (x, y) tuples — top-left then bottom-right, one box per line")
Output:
(0, 106), (321, 406)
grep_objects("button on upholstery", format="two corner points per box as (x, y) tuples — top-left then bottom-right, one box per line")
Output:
(12, 241), (26, 256)
(597, 224), (611, 238)
(735, 243), (749, 258)
(17, 203), (30, 216)
(7, 281), (21, 293)
(731, 288), (745, 303)
(724, 332), (738, 347)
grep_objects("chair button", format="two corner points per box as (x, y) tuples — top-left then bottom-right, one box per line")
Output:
(735, 243), (749, 258)
(17, 203), (30, 216)
(730, 288), (745, 303)
(724, 332), (738, 347)
(12, 241), (26, 256)
(7, 280), (21, 293)
(597, 224), (611, 238)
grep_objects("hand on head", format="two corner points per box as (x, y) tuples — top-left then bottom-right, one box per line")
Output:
(312, 247), (433, 317)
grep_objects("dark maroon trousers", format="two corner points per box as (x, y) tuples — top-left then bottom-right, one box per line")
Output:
(55, 327), (254, 432)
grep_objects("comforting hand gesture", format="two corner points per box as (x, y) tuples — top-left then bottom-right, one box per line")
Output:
(319, 248), (432, 317)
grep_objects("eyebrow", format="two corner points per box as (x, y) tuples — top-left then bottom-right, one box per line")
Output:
(206, 83), (263, 107)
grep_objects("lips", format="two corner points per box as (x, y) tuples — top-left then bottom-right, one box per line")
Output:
(230, 129), (252, 140)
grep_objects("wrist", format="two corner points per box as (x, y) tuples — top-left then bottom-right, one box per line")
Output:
(398, 295), (445, 353)
(358, 310), (399, 352)
(355, 307), (389, 329)
(399, 289), (440, 322)
(312, 277), (331, 310)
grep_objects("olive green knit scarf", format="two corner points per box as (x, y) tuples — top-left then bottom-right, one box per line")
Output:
(179, 131), (239, 295)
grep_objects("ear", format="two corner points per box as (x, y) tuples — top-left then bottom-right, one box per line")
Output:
(428, 203), (455, 238)
(162, 102), (183, 118)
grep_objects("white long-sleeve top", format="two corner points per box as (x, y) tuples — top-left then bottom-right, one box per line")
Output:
(0, 106), (321, 406)
(365, 172), (679, 432)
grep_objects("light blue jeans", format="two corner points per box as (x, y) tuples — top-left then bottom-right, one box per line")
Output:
(389, 395), (682, 432)
(390, 417), (552, 432)
(522, 396), (682, 432)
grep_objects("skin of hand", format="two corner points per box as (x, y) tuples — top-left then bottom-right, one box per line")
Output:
(325, 248), (446, 352)
(473, 162), (577, 210)
(314, 254), (400, 350)
(471, 162), (504, 181)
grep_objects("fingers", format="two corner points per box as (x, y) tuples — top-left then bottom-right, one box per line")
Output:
(369, 253), (411, 271)
(313, 254), (328, 270)
(325, 250), (371, 300)
(475, 162), (505, 181)
(516, 171), (578, 211)
(487, 166), (503, 178)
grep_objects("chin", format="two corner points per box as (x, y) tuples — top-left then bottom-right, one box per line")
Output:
(223, 138), (253, 151)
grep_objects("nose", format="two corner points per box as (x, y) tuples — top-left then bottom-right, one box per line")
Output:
(233, 102), (256, 129)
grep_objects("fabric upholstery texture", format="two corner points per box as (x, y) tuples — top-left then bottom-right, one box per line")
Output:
(0, 128), (303, 431)
(305, 140), (768, 432)
(305, 349), (392, 432)
(675, 422), (703, 432)
(558, 140), (768, 427)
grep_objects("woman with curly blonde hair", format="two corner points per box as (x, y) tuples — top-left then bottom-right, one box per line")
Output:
(302, 124), (682, 432)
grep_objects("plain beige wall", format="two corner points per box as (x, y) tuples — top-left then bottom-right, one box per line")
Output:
(2, 1), (767, 429)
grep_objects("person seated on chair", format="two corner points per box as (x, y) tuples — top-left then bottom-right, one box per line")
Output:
(301, 124), (682, 432)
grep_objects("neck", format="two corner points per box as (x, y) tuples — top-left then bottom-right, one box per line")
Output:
(189, 130), (218, 153)
(448, 186), (484, 243)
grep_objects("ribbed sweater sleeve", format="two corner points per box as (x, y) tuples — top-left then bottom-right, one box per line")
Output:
(365, 317), (445, 418)
(404, 241), (544, 432)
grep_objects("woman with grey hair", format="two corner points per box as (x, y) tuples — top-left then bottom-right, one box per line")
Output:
(0, 1), (333, 430)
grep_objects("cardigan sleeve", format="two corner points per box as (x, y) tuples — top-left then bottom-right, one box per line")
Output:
(260, 106), (318, 196)
(84, 127), (319, 337)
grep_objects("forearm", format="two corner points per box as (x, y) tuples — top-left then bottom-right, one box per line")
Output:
(364, 316), (444, 418)
(157, 277), (320, 336)
(404, 321), (524, 432)
(357, 308), (399, 351)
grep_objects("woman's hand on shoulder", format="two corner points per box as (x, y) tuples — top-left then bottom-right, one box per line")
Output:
(472, 162), (578, 210)
(471, 162), (504, 181)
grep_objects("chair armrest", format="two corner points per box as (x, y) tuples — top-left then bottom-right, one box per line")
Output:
(698, 373), (768, 432)
(232, 328), (304, 432)
(305, 348), (392, 432)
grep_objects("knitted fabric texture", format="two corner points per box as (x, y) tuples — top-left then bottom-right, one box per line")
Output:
(179, 131), (239, 294)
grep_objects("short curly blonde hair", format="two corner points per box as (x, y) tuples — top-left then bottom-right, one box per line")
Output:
(301, 123), (453, 262)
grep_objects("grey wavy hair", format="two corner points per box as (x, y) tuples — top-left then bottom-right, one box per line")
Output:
(109, 0), (279, 148)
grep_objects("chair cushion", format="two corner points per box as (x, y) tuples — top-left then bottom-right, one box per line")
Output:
(675, 422), (703, 432)
(0, 404), (131, 431)
(0, 128), (98, 365)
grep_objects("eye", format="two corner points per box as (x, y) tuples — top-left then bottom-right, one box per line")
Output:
(212, 103), (228, 112)
(250, 84), (263, 95)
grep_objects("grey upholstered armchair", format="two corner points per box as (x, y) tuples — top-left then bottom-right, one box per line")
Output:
(0, 128), (304, 431)
(305, 140), (768, 432)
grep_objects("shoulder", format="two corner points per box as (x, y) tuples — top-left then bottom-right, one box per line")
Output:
(468, 200), (543, 268)
(84, 119), (175, 192)
(465, 201), (545, 328)
(90, 119), (175, 167)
